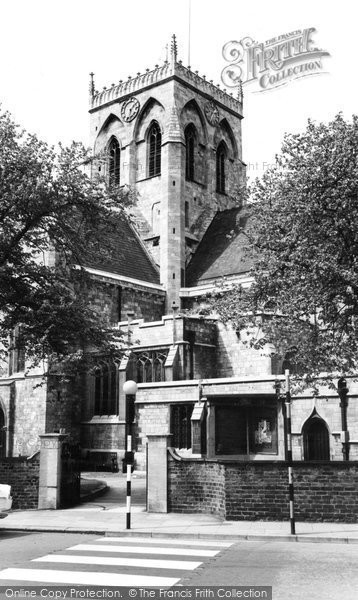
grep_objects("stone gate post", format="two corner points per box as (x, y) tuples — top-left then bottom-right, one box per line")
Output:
(38, 433), (67, 509)
(146, 434), (171, 512)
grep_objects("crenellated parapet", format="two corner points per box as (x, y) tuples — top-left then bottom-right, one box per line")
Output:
(90, 62), (174, 110)
(174, 61), (243, 114)
(89, 36), (243, 115)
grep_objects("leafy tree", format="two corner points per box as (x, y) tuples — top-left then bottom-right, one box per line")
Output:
(211, 114), (358, 381)
(0, 110), (133, 371)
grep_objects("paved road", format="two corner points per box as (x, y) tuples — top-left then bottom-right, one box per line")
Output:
(82, 471), (147, 507)
(0, 531), (232, 587)
(183, 539), (358, 600)
(1, 531), (358, 598)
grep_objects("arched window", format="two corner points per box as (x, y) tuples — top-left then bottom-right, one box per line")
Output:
(303, 414), (330, 461)
(94, 366), (102, 415)
(185, 124), (196, 181)
(170, 404), (194, 449)
(134, 350), (167, 383)
(282, 347), (299, 375)
(148, 122), (161, 177)
(216, 142), (226, 194)
(93, 360), (119, 416)
(9, 326), (25, 375)
(108, 137), (120, 185)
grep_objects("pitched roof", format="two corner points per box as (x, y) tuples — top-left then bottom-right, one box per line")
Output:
(85, 214), (160, 285)
(185, 207), (253, 286)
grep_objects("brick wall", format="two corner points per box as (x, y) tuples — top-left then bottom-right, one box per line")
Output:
(224, 463), (290, 520)
(292, 462), (358, 522)
(0, 454), (40, 509)
(168, 457), (358, 522)
(168, 457), (225, 517)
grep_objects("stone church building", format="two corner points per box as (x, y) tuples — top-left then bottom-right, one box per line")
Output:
(1, 37), (358, 519)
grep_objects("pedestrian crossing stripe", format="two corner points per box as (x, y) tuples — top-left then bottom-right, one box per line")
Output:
(0, 569), (179, 587)
(69, 507), (145, 513)
(67, 544), (220, 557)
(33, 554), (202, 570)
(0, 537), (232, 587)
(99, 537), (233, 547)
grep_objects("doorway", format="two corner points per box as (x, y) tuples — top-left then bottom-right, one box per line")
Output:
(303, 416), (330, 461)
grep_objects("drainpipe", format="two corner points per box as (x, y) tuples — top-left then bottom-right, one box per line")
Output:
(338, 377), (349, 461)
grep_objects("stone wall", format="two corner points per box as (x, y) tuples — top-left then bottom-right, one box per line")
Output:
(290, 395), (349, 462)
(136, 403), (170, 467)
(168, 456), (358, 522)
(45, 375), (83, 444)
(184, 317), (217, 379)
(81, 422), (125, 452)
(216, 322), (273, 378)
(0, 377), (47, 458)
(120, 316), (181, 348)
(86, 276), (165, 324)
(0, 454), (40, 509)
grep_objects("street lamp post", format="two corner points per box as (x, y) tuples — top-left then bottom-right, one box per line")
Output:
(123, 379), (138, 529)
(285, 369), (296, 535)
(338, 377), (349, 461)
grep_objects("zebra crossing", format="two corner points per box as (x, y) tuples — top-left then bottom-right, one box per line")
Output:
(0, 535), (233, 587)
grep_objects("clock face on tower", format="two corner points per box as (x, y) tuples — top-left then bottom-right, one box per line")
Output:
(204, 101), (220, 126)
(121, 97), (140, 122)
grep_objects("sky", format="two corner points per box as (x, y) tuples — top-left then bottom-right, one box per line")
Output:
(1, 0), (357, 179)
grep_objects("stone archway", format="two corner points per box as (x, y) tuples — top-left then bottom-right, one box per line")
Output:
(0, 406), (6, 458)
(303, 414), (330, 461)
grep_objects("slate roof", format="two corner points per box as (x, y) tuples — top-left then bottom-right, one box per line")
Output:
(185, 207), (254, 286)
(84, 214), (160, 285)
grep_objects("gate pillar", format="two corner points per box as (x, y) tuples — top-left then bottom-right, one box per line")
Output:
(146, 434), (171, 513)
(38, 433), (67, 509)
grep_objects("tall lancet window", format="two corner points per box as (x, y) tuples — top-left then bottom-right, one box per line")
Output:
(108, 137), (120, 185)
(185, 124), (196, 181)
(148, 122), (161, 177)
(216, 141), (226, 194)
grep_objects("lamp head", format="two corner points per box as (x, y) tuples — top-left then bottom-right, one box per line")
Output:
(123, 380), (138, 395)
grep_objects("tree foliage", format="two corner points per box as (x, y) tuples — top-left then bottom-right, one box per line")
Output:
(0, 110), (134, 371)
(211, 114), (358, 379)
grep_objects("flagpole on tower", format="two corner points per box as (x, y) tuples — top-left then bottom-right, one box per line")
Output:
(188, 0), (192, 66)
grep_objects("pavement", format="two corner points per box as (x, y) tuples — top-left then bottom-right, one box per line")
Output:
(1, 472), (358, 544)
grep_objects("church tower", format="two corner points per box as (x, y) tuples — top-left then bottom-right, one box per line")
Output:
(89, 36), (245, 310)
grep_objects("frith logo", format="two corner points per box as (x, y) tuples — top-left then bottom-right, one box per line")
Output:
(221, 28), (330, 92)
